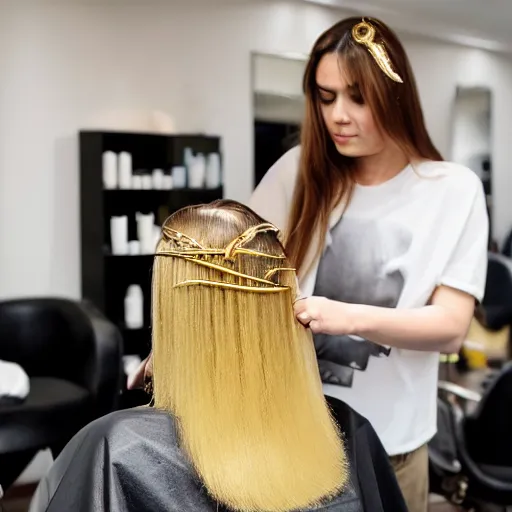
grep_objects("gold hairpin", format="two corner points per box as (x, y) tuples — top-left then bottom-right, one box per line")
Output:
(224, 223), (279, 260)
(352, 19), (403, 83)
(160, 224), (285, 260)
(173, 280), (290, 293)
(157, 223), (296, 294)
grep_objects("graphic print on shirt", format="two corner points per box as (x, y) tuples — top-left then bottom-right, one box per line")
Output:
(313, 217), (412, 387)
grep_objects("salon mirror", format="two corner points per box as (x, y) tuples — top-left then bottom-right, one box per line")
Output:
(251, 52), (306, 188)
(450, 86), (493, 246)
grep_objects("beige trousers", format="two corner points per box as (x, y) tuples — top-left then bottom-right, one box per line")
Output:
(389, 444), (429, 512)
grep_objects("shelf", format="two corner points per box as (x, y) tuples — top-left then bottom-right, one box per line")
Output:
(102, 187), (224, 219)
(80, 131), (223, 358)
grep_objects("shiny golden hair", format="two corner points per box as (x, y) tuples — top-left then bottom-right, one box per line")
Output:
(152, 200), (347, 511)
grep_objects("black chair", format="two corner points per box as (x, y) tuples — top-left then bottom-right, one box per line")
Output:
(481, 253), (512, 337)
(0, 298), (123, 491)
(458, 253), (512, 375)
(429, 364), (512, 510)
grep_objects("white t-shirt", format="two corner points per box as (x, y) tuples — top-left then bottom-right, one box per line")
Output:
(249, 145), (488, 456)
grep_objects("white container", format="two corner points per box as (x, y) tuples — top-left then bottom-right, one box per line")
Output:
(110, 216), (128, 255)
(189, 153), (206, 188)
(124, 284), (144, 329)
(118, 152), (132, 189)
(102, 151), (118, 189)
(128, 240), (141, 255)
(183, 147), (194, 170)
(172, 166), (187, 188)
(152, 169), (164, 190)
(141, 174), (152, 190)
(162, 174), (173, 190)
(131, 175), (142, 189)
(205, 152), (221, 188)
(137, 212), (155, 255)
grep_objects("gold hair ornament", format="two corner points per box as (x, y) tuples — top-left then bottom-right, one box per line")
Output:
(157, 223), (295, 294)
(352, 19), (403, 83)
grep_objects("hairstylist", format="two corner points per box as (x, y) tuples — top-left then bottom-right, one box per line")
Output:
(250, 17), (488, 512)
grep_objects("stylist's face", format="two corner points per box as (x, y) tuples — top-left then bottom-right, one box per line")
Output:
(316, 53), (385, 158)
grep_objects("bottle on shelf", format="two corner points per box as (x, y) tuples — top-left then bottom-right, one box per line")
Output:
(102, 151), (118, 189)
(189, 153), (206, 188)
(206, 152), (221, 188)
(110, 215), (128, 255)
(124, 284), (144, 329)
(136, 212), (156, 255)
(172, 166), (186, 188)
(152, 169), (164, 189)
(118, 152), (132, 189)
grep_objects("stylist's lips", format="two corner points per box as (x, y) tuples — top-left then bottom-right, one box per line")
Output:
(333, 133), (356, 144)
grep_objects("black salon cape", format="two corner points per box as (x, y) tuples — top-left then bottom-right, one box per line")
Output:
(29, 397), (407, 512)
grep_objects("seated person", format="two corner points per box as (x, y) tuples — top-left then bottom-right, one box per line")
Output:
(30, 200), (406, 512)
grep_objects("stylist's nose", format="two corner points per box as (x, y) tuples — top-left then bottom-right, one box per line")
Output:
(332, 97), (350, 125)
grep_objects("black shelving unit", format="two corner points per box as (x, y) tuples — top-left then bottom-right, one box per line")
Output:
(79, 130), (223, 360)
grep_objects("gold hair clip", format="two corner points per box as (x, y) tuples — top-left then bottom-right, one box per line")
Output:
(173, 280), (290, 293)
(159, 224), (286, 260)
(157, 223), (296, 294)
(224, 223), (279, 260)
(352, 19), (403, 83)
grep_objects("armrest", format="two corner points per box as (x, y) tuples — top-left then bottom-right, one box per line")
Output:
(438, 381), (482, 403)
(79, 301), (124, 417)
(456, 420), (512, 495)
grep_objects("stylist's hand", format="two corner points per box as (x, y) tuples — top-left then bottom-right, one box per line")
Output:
(127, 352), (153, 390)
(294, 297), (355, 336)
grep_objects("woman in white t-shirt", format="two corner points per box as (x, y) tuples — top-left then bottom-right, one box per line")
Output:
(250, 16), (488, 512)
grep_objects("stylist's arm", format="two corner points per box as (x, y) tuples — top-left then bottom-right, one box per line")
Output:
(294, 284), (475, 354)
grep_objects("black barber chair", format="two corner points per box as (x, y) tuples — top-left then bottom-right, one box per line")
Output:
(0, 298), (123, 491)
(429, 363), (512, 510)
(458, 253), (512, 377)
(481, 253), (512, 339)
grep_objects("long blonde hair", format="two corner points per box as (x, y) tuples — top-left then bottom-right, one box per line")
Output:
(152, 200), (347, 511)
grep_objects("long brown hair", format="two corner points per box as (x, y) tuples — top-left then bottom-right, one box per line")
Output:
(152, 200), (347, 511)
(286, 17), (442, 274)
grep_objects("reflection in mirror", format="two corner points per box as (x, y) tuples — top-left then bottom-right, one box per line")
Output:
(252, 53), (306, 188)
(450, 86), (493, 247)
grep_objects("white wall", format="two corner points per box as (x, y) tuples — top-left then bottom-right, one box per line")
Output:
(1, 0), (512, 299)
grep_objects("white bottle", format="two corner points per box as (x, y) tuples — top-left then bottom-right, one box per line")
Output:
(131, 175), (142, 189)
(162, 174), (173, 190)
(205, 152), (221, 188)
(102, 151), (118, 189)
(141, 174), (152, 190)
(172, 166), (187, 188)
(189, 153), (206, 188)
(152, 169), (164, 190)
(136, 212), (155, 254)
(183, 147), (194, 170)
(124, 285), (144, 329)
(110, 215), (128, 255)
(118, 152), (132, 189)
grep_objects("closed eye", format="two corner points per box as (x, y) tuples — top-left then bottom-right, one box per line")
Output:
(319, 94), (335, 105)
